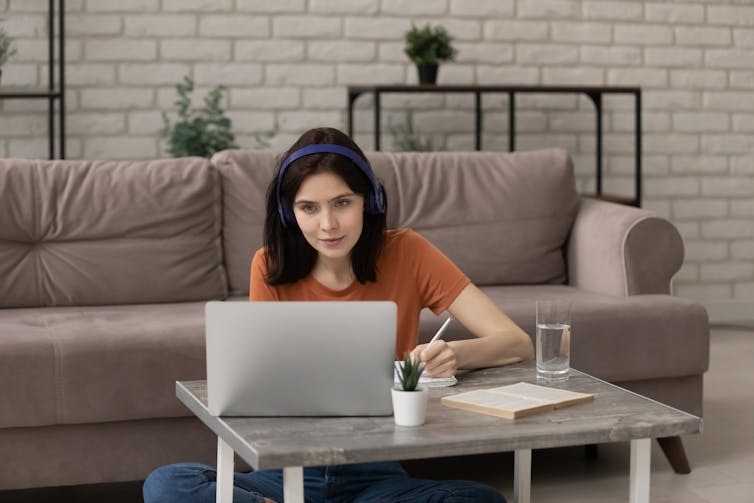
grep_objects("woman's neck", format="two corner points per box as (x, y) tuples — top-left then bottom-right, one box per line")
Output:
(312, 257), (355, 291)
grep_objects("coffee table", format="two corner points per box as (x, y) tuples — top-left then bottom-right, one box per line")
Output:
(176, 363), (700, 503)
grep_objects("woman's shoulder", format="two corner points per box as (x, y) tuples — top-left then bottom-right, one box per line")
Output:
(251, 247), (267, 270)
(385, 227), (429, 244)
(252, 247), (266, 260)
(383, 228), (431, 255)
(384, 227), (414, 246)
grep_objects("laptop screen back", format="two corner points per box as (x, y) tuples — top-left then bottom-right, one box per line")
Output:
(205, 301), (397, 417)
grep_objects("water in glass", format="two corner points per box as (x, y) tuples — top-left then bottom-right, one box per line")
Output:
(536, 322), (570, 379)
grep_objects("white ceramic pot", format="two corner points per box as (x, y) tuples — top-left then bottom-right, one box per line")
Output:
(391, 387), (428, 426)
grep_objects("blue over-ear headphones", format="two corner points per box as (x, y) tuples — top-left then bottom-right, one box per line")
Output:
(276, 144), (386, 228)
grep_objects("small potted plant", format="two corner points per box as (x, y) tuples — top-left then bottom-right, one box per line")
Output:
(392, 352), (428, 426)
(0, 22), (18, 86)
(162, 76), (238, 158)
(404, 23), (457, 85)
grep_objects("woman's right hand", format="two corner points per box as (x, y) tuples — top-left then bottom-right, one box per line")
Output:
(411, 339), (458, 378)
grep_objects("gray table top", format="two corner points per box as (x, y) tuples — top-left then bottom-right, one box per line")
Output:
(176, 363), (701, 470)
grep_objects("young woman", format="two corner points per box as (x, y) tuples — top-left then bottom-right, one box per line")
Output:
(143, 127), (533, 503)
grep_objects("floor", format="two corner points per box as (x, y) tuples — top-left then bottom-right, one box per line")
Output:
(3, 325), (752, 503)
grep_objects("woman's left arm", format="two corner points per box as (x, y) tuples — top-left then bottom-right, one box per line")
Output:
(416, 283), (534, 377)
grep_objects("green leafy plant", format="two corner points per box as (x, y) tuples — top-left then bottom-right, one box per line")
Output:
(388, 111), (433, 152)
(162, 76), (238, 158)
(395, 352), (425, 392)
(0, 22), (18, 68)
(404, 24), (457, 66)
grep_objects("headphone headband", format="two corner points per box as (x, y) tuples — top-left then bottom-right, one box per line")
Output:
(276, 144), (385, 227)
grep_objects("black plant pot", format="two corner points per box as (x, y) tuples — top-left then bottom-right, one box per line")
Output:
(417, 64), (438, 85)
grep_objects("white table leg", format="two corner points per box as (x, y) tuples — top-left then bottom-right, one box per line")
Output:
(216, 437), (234, 503)
(283, 466), (304, 503)
(514, 449), (532, 503)
(630, 438), (651, 503)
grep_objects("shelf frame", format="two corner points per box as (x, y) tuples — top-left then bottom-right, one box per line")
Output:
(0, 0), (66, 159)
(347, 84), (642, 207)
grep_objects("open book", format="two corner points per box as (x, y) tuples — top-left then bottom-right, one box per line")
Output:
(441, 381), (593, 419)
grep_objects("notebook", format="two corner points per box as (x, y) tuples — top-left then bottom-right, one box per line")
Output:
(204, 301), (397, 417)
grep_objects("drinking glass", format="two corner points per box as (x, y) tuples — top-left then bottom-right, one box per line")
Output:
(536, 299), (571, 380)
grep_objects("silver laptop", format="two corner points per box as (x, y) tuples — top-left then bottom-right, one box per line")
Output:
(205, 301), (397, 417)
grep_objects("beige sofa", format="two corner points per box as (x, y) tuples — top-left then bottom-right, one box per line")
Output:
(0, 148), (708, 490)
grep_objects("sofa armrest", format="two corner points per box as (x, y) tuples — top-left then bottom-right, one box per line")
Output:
(567, 197), (684, 296)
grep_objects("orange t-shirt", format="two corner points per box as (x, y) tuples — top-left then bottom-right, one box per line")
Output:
(249, 228), (470, 358)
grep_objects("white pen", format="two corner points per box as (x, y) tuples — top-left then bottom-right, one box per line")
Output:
(428, 315), (453, 345)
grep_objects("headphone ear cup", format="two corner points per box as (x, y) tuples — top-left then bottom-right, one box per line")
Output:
(277, 199), (295, 228)
(281, 208), (291, 227)
(374, 185), (386, 214)
(365, 185), (386, 215)
(284, 207), (295, 227)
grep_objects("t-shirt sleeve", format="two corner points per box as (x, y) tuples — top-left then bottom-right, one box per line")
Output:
(249, 248), (279, 301)
(404, 230), (470, 315)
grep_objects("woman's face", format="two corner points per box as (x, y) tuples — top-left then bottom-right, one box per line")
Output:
(292, 170), (365, 264)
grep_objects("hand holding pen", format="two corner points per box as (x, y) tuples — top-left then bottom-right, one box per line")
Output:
(413, 314), (456, 377)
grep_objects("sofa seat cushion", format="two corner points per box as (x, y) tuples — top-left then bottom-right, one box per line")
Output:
(419, 285), (709, 383)
(0, 157), (227, 307)
(0, 302), (208, 429)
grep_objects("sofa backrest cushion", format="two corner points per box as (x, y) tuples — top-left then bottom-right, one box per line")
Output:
(0, 158), (227, 307)
(213, 148), (578, 295)
(370, 149), (579, 286)
(211, 149), (278, 296)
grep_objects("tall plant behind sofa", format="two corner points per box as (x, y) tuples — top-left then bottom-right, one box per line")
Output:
(162, 76), (238, 158)
(388, 111), (434, 152)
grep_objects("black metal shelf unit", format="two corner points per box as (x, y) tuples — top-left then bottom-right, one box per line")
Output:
(347, 84), (642, 207)
(0, 0), (66, 159)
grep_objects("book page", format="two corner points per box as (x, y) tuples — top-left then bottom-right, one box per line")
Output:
(445, 388), (546, 412)
(491, 382), (592, 404)
(441, 381), (593, 418)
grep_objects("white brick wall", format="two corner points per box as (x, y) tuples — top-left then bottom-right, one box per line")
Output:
(2, 0), (754, 309)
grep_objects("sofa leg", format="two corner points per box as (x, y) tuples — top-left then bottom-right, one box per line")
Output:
(656, 436), (691, 474)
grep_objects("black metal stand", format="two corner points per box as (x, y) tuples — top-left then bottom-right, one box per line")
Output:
(0, 0), (65, 159)
(347, 84), (642, 207)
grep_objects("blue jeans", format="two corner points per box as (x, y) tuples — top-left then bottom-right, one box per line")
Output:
(143, 461), (506, 503)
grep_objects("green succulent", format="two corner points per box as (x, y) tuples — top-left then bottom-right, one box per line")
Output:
(395, 352), (425, 392)
(404, 24), (457, 66)
(161, 76), (238, 158)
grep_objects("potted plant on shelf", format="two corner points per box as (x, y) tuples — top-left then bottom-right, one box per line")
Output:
(0, 22), (18, 86)
(161, 75), (238, 158)
(404, 23), (457, 85)
(392, 352), (428, 426)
